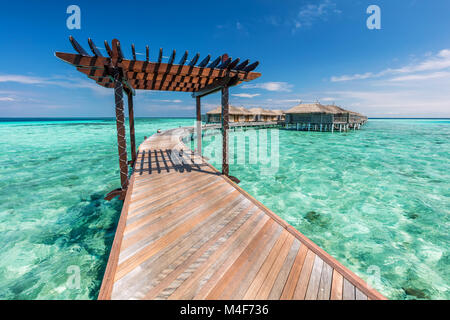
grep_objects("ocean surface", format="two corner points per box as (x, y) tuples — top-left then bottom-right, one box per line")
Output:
(0, 118), (448, 299)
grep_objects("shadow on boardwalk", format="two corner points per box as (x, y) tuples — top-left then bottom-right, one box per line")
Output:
(137, 149), (220, 176)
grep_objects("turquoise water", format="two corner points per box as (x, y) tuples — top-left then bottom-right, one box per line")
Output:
(0, 118), (448, 299)
(199, 119), (450, 299)
(0, 118), (194, 299)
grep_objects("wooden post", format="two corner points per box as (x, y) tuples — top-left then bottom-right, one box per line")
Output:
(106, 69), (129, 200)
(221, 85), (229, 176)
(196, 96), (202, 156)
(127, 91), (137, 165)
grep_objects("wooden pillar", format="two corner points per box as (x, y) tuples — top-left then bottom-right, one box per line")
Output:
(221, 85), (229, 176)
(127, 91), (137, 165)
(112, 70), (128, 199)
(196, 96), (202, 156)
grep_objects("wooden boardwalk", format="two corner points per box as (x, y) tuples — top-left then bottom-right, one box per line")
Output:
(98, 127), (385, 300)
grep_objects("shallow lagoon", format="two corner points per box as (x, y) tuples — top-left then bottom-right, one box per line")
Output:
(0, 118), (448, 299)
(0, 118), (194, 299)
(201, 119), (450, 299)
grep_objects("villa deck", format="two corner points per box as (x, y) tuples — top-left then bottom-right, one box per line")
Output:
(98, 127), (385, 300)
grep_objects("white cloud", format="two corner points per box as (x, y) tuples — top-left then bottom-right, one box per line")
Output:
(324, 85), (450, 117)
(242, 81), (293, 92)
(231, 93), (260, 98)
(320, 97), (338, 102)
(157, 99), (183, 103)
(331, 72), (374, 82)
(331, 49), (450, 82)
(267, 98), (301, 103)
(0, 73), (110, 95)
(0, 74), (45, 84)
(293, 0), (340, 31)
(389, 71), (450, 82)
(0, 97), (15, 101)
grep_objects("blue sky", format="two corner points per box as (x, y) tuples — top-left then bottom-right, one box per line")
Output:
(0, 0), (449, 117)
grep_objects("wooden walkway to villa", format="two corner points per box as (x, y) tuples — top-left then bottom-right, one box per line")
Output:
(98, 127), (385, 300)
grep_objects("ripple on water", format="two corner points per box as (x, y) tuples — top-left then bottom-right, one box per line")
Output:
(0, 118), (195, 299)
(201, 119), (450, 300)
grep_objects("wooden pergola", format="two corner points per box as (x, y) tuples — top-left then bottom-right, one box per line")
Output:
(55, 36), (261, 200)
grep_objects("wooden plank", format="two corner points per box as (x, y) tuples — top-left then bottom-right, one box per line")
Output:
(142, 205), (258, 299)
(113, 196), (251, 299)
(254, 234), (295, 299)
(267, 240), (301, 299)
(130, 201), (254, 299)
(126, 178), (227, 231)
(69, 36), (89, 56)
(199, 221), (283, 300)
(330, 270), (343, 300)
(242, 231), (290, 299)
(355, 287), (368, 300)
(305, 255), (324, 300)
(159, 209), (268, 300)
(122, 180), (233, 249)
(292, 249), (316, 299)
(178, 51), (188, 65)
(198, 55), (210, 67)
(120, 187), (241, 263)
(343, 278), (356, 300)
(167, 215), (272, 299)
(129, 172), (215, 211)
(317, 262), (333, 300)
(88, 38), (103, 57)
(54, 52), (262, 82)
(115, 190), (241, 281)
(98, 173), (135, 300)
(280, 243), (308, 299)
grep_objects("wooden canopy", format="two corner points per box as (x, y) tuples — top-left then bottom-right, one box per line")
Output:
(55, 37), (261, 94)
(55, 36), (261, 199)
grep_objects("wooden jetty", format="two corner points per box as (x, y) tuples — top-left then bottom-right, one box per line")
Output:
(98, 127), (385, 300)
(56, 37), (385, 300)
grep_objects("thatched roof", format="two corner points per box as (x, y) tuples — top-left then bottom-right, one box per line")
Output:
(206, 106), (253, 115)
(271, 109), (285, 115)
(248, 107), (275, 115)
(322, 105), (348, 114)
(286, 103), (365, 117)
(285, 103), (333, 114)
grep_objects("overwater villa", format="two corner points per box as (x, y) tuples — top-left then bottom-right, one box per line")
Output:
(207, 106), (285, 123)
(284, 102), (367, 132)
(247, 107), (275, 122)
(206, 106), (253, 123)
(272, 109), (286, 122)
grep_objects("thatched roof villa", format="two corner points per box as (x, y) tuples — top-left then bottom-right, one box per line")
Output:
(206, 106), (253, 123)
(248, 107), (275, 122)
(206, 106), (286, 123)
(284, 103), (367, 132)
(271, 109), (286, 121)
